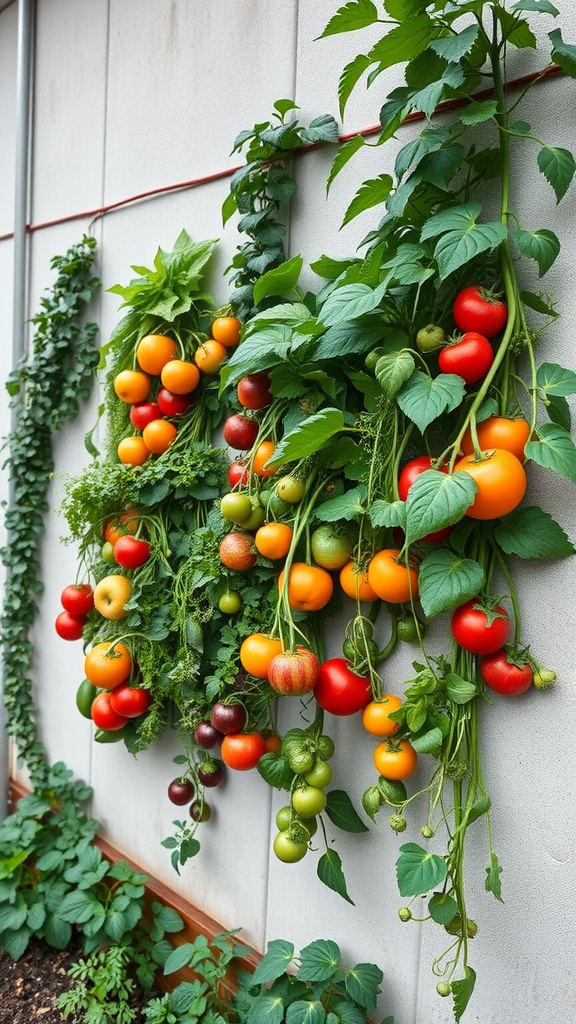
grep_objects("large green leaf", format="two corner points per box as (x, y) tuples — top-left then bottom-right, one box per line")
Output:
(513, 227), (560, 275)
(419, 550), (485, 617)
(395, 125), (451, 179)
(342, 174), (393, 227)
(459, 99), (499, 125)
(536, 361), (576, 396)
(266, 409), (346, 466)
(396, 372), (466, 432)
(344, 963), (383, 1008)
(428, 892), (459, 925)
(319, 283), (387, 327)
(549, 26), (576, 76)
(325, 790), (369, 833)
(247, 994), (286, 1024)
(494, 506), (575, 558)
(312, 486), (367, 523)
(369, 499), (406, 530)
(317, 850), (354, 904)
(298, 939), (341, 982)
(420, 203), (507, 279)
(253, 257), (303, 304)
(396, 843), (447, 897)
(537, 145), (576, 203)
(525, 423), (576, 483)
(252, 939), (295, 985)
(430, 23), (479, 61)
(313, 320), (387, 361)
(375, 350), (415, 398)
(404, 470), (477, 544)
(495, 6), (536, 48)
(286, 1001), (326, 1024)
(338, 55), (373, 119)
(452, 967), (477, 1023)
(318, 0), (379, 39)
(221, 325), (294, 386)
(514, 1), (558, 13)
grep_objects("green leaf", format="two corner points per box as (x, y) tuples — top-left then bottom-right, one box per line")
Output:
(43, 913), (72, 950)
(513, 227), (560, 276)
(317, 850), (354, 905)
(410, 727), (443, 756)
(313, 319), (388, 360)
(286, 1001), (326, 1024)
(342, 174), (393, 227)
(458, 97), (498, 126)
(396, 372), (466, 432)
(303, 114), (340, 145)
(318, 0), (379, 39)
(520, 290), (559, 317)
(320, 283), (386, 327)
(58, 889), (101, 925)
(368, 16), (434, 79)
(266, 409), (346, 466)
(444, 673), (477, 705)
(344, 963), (383, 1009)
(377, 777), (407, 806)
(312, 486), (367, 523)
(495, 6), (536, 47)
(396, 843), (447, 897)
(404, 470), (478, 544)
(0, 926), (31, 961)
(494, 506), (575, 558)
(150, 902), (185, 934)
(298, 939), (341, 982)
(222, 325), (294, 385)
(536, 361), (576, 396)
(325, 790), (369, 833)
(395, 125), (451, 178)
(375, 350), (415, 399)
(549, 26), (576, 76)
(420, 203), (507, 280)
(419, 550), (485, 617)
(514, 0), (558, 14)
(485, 851), (504, 902)
(525, 423), (576, 483)
(428, 892), (459, 925)
(430, 23), (479, 61)
(452, 967), (477, 1023)
(253, 257), (303, 305)
(327, 133), (366, 190)
(369, 499), (406, 530)
(537, 145), (576, 203)
(545, 395), (571, 431)
(247, 993), (286, 1024)
(252, 939), (295, 985)
(467, 791), (491, 825)
(257, 752), (293, 790)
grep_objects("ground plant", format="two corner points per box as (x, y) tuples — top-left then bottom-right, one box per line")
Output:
(2, 3), (576, 1022)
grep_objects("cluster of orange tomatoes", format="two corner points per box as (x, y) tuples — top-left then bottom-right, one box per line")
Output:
(113, 317), (242, 466)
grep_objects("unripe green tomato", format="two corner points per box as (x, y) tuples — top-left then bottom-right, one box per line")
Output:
(273, 831), (308, 863)
(362, 785), (383, 820)
(292, 785), (327, 817)
(101, 541), (116, 565)
(436, 982), (451, 997)
(76, 678), (100, 719)
(276, 476), (305, 503)
(416, 324), (445, 352)
(533, 668), (556, 689)
(389, 814), (407, 833)
(218, 590), (242, 614)
(220, 492), (252, 524)
(275, 805), (318, 838)
(317, 734), (335, 760)
(287, 748), (316, 775)
(398, 907), (412, 922)
(242, 497), (265, 531)
(396, 615), (422, 643)
(303, 758), (332, 788)
(275, 805), (293, 831)
(421, 825), (434, 839)
(364, 346), (386, 373)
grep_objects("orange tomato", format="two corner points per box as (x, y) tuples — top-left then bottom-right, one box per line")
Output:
(84, 641), (132, 689)
(252, 440), (276, 478)
(142, 419), (177, 454)
(113, 369), (151, 404)
(278, 562), (334, 612)
(194, 339), (228, 373)
(254, 522), (293, 560)
(211, 316), (242, 347)
(367, 548), (419, 604)
(240, 633), (283, 679)
(104, 509), (139, 545)
(362, 696), (403, 737)
(160, 359), (201, 395)
(454, 448), (527, 520)
(373, 738), (417, 780)
(136, 334), (178, 375)
(117, 436), (151, 466)
(340, 560), (379, 602)
(461, 416), (531, 463)
(264, 735), (282, 754)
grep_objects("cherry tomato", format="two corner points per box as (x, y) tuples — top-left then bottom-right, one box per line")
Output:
(211, 316), (242, 347)
(113, 536), (151, 569)
(237, 372), (272, 410)
(84, 641), (132, 689)
(156, 387), (191, 418)
(136, 334), (178, 374)
(109, 683), (152, 718)
(277, 562), (333, 612)
(373, 738), (417, 780)
(453, 286), (508, 338)
(339, 561), (379, 602)
(167, 777), (195, 805)
(303, 759), (333, 788)
(221, 732), (266, 770)
(368, 548), (419, 603)
(292, 785), (327, 817)
(275, 476), (305, 503)
(314, 658), (371, 716)
(219, 532), (257, 571)
(228, 461), (249, 487)
(240, 633), (283, 679)
(218, 590), (242, 614)
(220, 492), (253, 524)
(55, 610), (86, 640)
(454, 449), (526, 519)
(438, 332), (494, 385)
(210, 702), (247, 734)
(255, 522), (293, 560)
(223, 414), (259, 451)
(91, 692), (130, 731)
(362, 696), (403, 737)
(480, 648), (533, 695)
(197, 760), (225, 787)
(104, 510), (139, 546)
(252, 440), (276, 478)
(60, 583), (94, 617)
(129, 400), (162, 430)
(451, 598), (510, 655)
(460, 417), (531, 463)
(160, 359), (200, 395)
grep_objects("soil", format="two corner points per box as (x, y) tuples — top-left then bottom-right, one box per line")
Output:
(0, 937), (151, 1023)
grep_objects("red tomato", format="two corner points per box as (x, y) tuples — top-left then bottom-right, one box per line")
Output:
(129, 401), (162, 431)
(480, 649), (533, 695)
(156, 387), (192, 418)
(60, 583), (94, 617)
(228, 461), (249, 487)
(237, 372), (272, 410)
(55, 610), (86, 640)
(109, 683), (152, 718)
(314, 658), (372, 716)
(438, 332), (493, 385)
(453, 286), (508, 338)
(267, 647), (320, 695)
(221, 732), (267, 770)
(398, 456), (452, 542)
(113, 536), (151, 569)
(91, 691), (130, 731)
(451, 599), (511, 655)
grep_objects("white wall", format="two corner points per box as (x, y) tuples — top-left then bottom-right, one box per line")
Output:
(1, 2), (575, 1022)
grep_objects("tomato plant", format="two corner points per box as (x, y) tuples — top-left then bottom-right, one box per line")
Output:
(451, 599), (510, 655)
(314, 658), (371, 716)
(453, 286), (508, 338)
(437, 332), (494, 385)
(480, 648), (533, 696)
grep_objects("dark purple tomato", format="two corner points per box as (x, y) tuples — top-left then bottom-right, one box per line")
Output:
(210, 701), (247, 735)
(194, 721), (224, 749)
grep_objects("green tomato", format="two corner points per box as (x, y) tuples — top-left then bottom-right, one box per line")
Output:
(292, 785), (327, 818)
(287, 748), (316, 775)
(276, 475), (305, 504)
(273, 831), (308, 863)
(416, 324), (445, 353)
(310, 525), (354, 570)
(275, 805), (293, 831)
(76, 678), (99, 719)
(364, 346), (385, 373)
(275, 805), (318, 838)
(218, 590), (242, 614)
(241, 502), (265, 531)
(396, 615), (422, 643)
(220, 492), (252, 524)
(317, 734), (335, 760)
(304, 759), (332, 788)
(101, 541), (116, 565)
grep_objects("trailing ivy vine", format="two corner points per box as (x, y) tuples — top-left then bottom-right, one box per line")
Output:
(1, 235), (100, 784)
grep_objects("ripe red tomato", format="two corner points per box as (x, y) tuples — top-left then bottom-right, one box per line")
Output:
(453, 286), (508, 338)
(314, 658), (372, 716)
(397, 456), (452, 541)
(228, 461), (249, 487)
(129, 401), (162, 431)
(109, 683), (152, 718)
(451, 598), (510, 655)
(156, 387), (192, 418)
(60, 583), (94, 617)
(113, 536), (151, 569)
(219, 532), (257, 571)
(438, 332), (494, 385)
(267, 647), (320, 695)
(91, 691), (130, 731)
(223, 414), (259, 450)
(237, 372), (272, 410)
(480, 649), (533, 695)
(55, 610), (86, 640)
(221, 732), (267, 770)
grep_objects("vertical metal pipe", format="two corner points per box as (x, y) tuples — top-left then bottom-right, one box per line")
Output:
(1, 0), (35, 818)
